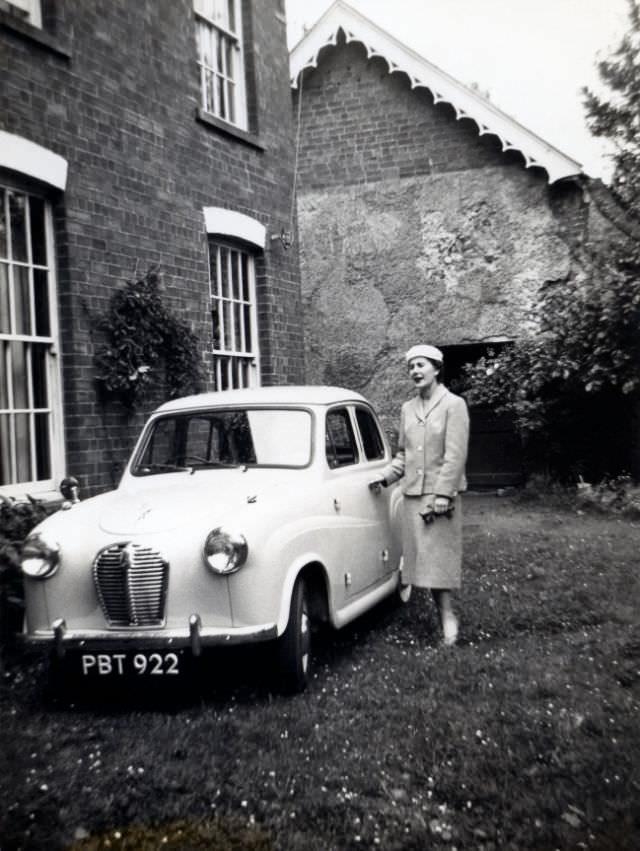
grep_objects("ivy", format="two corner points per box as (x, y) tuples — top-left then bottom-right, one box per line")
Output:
(94, 267), (203, 409)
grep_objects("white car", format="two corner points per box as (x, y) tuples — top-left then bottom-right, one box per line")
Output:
(21, 386), (407, 692)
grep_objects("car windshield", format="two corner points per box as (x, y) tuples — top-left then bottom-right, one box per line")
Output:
(132, 407), (312, 475)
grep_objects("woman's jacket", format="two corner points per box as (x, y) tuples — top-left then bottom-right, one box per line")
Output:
(383, 384), (469, 498)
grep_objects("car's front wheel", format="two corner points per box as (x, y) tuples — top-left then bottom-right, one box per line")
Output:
(275, 577), (311, 694)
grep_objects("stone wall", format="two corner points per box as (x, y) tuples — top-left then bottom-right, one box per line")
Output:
(293, 36), (582, 437)
(298, 166), (574, 436)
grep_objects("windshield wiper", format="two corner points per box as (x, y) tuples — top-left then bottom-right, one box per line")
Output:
(203, 461), (242, 468)
(136, 462), (193, 475)
(135, 460), (246, 476)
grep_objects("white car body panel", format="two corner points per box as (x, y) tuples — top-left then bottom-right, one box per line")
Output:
(22, 386), (404, 669)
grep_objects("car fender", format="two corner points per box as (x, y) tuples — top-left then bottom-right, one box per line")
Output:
(227, 500), (342, 626)
(275, 552), (330, 636)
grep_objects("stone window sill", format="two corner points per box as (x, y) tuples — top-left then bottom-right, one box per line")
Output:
(196, 108), (264, 152)
(0, 9), (71, 58)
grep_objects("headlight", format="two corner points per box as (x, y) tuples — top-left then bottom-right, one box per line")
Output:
(203, 527), (248, 575)
(21, 532), (60, 579)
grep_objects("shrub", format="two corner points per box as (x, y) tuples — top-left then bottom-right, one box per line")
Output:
(513, 473), (574, 504)
(576, 472), (640, 516)
(460, 241), (640, 481)
(0, 497), (57, 649)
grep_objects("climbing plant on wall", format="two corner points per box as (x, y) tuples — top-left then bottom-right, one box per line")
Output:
(94, 267), (203, 409)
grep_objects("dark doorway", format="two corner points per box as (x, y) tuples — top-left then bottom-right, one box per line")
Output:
(441, 343), (523, 489)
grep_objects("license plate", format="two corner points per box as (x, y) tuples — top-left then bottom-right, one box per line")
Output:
(80, 651), (181, 677)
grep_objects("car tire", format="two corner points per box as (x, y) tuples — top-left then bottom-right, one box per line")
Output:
(275, 577), (311, 694)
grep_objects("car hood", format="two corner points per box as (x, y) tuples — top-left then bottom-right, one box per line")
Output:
(98, 469), (293, 535)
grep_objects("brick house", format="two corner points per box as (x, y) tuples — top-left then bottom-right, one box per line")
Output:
(1, 0), (304, 499)
(290, 1), (633, 485)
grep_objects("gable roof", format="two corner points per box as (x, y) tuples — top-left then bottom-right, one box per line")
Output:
(290, 1), (584, 184)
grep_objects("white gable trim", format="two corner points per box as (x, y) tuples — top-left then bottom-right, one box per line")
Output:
(203, 207), (266, 248)
(0, 131), (68, 190)
(290, 1), (583, 184)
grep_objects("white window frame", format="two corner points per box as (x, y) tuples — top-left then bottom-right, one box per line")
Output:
(0, 183), (64, 498)
(194, 0), (248, 131)
(207, 239), (260, 391)
(3, 0), (42, 28)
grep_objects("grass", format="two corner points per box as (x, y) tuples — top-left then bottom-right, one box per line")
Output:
(0, 495), (639, 851)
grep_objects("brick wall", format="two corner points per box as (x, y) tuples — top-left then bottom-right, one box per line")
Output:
(1, 0), (304, 495)
(293, 35), (530, 190)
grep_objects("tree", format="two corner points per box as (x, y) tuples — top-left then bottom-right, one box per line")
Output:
(459, 241), (640, 480)
(582, 0), (640, 216)
(459, 3), (640, 482)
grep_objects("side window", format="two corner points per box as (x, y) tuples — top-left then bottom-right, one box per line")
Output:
(355, 407), (385, 461)
(326, 408), (358, 469)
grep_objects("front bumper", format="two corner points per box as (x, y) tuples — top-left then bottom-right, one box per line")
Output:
(24, 614), (278, 659)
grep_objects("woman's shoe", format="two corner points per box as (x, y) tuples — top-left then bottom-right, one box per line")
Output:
(442, 612), (458, 646)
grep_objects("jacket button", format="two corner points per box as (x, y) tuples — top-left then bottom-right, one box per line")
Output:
(417, 468), (422, 474)
(417, 445), (422, 451)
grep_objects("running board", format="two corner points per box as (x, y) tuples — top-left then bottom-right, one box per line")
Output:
(332, 574), (398, 629)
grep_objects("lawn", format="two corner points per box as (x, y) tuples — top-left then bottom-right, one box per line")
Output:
(1, 495), (638, 851)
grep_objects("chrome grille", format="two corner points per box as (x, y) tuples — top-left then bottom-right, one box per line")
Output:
(93, 543), (168, 627)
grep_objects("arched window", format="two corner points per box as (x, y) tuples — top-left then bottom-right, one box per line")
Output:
(0, 133), (67, 497)
(203, 208), (265, 390)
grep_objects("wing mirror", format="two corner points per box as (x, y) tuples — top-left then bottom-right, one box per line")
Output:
(59, 476), (80, 506)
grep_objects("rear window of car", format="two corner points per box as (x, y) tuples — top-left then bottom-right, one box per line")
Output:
(132, 407), (312, 474)
(355, 407), (386, 461)
(326, 408), (359, 468)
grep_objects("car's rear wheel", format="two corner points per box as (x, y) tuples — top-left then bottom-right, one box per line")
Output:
(275, 577), (311, 694)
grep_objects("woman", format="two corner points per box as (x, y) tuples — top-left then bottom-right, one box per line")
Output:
(371, 344), (470, 646)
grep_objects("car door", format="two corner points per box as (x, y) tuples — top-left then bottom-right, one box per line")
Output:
(324, 405), (394, 599)
(352, 404), (399, 588)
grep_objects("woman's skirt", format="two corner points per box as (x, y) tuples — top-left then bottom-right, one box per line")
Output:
(401, 493), (463, 589)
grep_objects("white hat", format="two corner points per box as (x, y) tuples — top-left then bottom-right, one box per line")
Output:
(405, 344), (443, 363)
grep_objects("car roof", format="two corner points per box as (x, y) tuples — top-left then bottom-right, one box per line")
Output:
(153, 385), (371, 413)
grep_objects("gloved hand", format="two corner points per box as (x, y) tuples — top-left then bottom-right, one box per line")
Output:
(434, 496), (451, 514)
(368, 477), (386, 493)
(419, 496), (454, 524)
